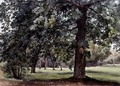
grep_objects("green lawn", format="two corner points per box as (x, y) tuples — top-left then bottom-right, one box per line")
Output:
(24, 66), (120, 83)
(25, 68), (73, 80)
(86, 66), (120, 83)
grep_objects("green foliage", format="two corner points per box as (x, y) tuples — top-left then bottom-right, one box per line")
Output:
(89, 44), (111, 63)
(2, 63), (29, 79)
(1, 0), (36, 78)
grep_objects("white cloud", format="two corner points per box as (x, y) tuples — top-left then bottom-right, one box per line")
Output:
(0, 0), (3, 4)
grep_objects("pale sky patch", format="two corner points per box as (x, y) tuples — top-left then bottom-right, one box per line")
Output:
(0, 0), (3, 34)
(0, 23), (2, 34)
(0, 0), (3, 4)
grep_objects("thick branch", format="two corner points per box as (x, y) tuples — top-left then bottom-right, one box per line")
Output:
(86, 0), (108, 8)
(84, 0), (107, 8)
(45, 0), (109, 17)
(61, 0), (83, 8)
(65, 0), (108, 11)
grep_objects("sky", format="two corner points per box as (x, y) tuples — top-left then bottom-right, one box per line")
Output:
(0, 0), (3, 34)
(0, 0), (3, 4)
(0, 23), (2, 34)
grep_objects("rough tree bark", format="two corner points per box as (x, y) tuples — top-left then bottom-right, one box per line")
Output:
(74, 8), (87, 79)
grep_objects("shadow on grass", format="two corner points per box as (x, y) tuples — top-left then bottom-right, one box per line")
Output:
(22, 71), (120, 86)
(19, 76), (120, 86)
(0, 77), (120, 86)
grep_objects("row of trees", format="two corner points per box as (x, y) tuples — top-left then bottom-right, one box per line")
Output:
(0, 0), (75, 78)
(0, 0), (120, 79)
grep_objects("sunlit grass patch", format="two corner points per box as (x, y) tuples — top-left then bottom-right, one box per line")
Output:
(36, 68), (73, 73)
(86, 66), (120, 83)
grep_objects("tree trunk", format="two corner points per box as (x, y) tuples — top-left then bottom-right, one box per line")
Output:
(59, 61), (63, 71)
(11, 67), (17, 78)
(11, 66), (21, 79)
(39, 59), (42, 69)
(60, 66), (62, 71)
(44, 58), (47, 70)
(69, 65), (72, 71)
(53, 62), (56, 70)
(74, 9), (87, 79)
(30, 51), (39, 73)
(31, 62), (37, 73)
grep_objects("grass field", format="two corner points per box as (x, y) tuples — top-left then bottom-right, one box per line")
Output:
(25, 68), (73, 80)
(86, 66), (120, 83)
(24, 66), (120, 83)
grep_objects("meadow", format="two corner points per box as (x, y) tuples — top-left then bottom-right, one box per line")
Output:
(24, 66), (120, 84)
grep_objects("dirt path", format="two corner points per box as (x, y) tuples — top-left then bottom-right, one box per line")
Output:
(0, 78), (119, 86)
(0, 68), (4, 79)
(0, 80), (85, 86)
